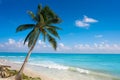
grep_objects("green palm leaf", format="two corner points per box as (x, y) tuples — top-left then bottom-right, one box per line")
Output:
(43, 6), (56, 18)
(47, 34), (57, 50)
(41, 10), (48, 22)
(36, 4), (42, 21)
(47, 27), (60, 39)
(40, 13), (45, 24)
(28, 28), (40, 48)
(51, 17), (62, 24)
(46, 17), (62, 24)
(38, 4), (42, 12)
(16, 24), (35, 32)
(41, 29), (46, 42)
(46, 25), (62, 30)
(41, 6), (58, 24)
(24, 29), (34, 45)
(28, 11), (38, 21)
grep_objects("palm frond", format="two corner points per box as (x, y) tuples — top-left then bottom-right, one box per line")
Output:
(41, 9), (48, 22)
(43, 6), (56, 18)
(40, 13), (45, 23)
(28, 28), (40, 48)
(24, 28), (40, 48)
(36, 4), (42, 21)
(16, 24), (35, 32)
(28, 34), (34, 48)
(47, 34), (57, 50)
(38, 4), (42, 12)
(27, 11), (38, 21)
(46, 25), (62, 30)
(51, 17), (62, 24)
(41, 29), (46, 42)
(41, 6), (58, 24)
(24, 29), (34, 44)
(46, 17), (62, 24)
(47, 27), (60, 39)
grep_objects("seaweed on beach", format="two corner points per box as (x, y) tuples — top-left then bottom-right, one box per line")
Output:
(0, 65), (41, 80)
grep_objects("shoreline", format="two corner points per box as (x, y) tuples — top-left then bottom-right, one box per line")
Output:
(0, 59), (120, 80)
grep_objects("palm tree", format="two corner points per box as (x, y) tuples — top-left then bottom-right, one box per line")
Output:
(15, 4), (62, 80)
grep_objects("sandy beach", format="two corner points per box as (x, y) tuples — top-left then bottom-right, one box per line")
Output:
(0, 59), (120, 80)
(0, 59), (53, 80)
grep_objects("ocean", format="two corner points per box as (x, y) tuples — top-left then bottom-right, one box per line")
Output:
(0, 52), (120, 78)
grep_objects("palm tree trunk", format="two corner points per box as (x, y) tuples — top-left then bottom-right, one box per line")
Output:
(15, 31), (40, 80)
(15, 46), (34, 80)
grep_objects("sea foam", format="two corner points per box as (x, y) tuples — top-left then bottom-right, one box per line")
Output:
(28, 61), (90, 74)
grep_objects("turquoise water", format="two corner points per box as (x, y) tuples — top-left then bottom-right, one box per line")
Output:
(0, 52), (120, 77)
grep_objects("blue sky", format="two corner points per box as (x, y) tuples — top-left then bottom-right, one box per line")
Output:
(0, 0), (120, 53)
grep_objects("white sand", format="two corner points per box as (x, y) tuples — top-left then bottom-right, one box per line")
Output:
(0, 59), (52, 80)
(0, 59), (119, 80)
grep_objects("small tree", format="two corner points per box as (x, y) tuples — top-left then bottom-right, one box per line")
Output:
(15, 4), (62, 80)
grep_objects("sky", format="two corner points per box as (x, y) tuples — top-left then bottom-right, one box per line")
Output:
(0, 0), (120, 53)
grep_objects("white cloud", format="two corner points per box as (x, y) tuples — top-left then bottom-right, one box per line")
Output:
(75, 20), (89, 27)
(8, 38), (15, 44)
(74, 44), (93, 50)
(83, 16), (98, 23)
(57, 43), (71, 52)
(74, 42), (120, 53)
(0, 39), (71, 53)
(75, 15), (98, 28)
(0, 38), (120, 53)
(59, 43), (64, 47)
(0, 44), (4, 47)
(0, 39), (27, 52)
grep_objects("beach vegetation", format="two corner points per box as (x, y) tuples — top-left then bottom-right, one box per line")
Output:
(0, 65), (41, 80)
